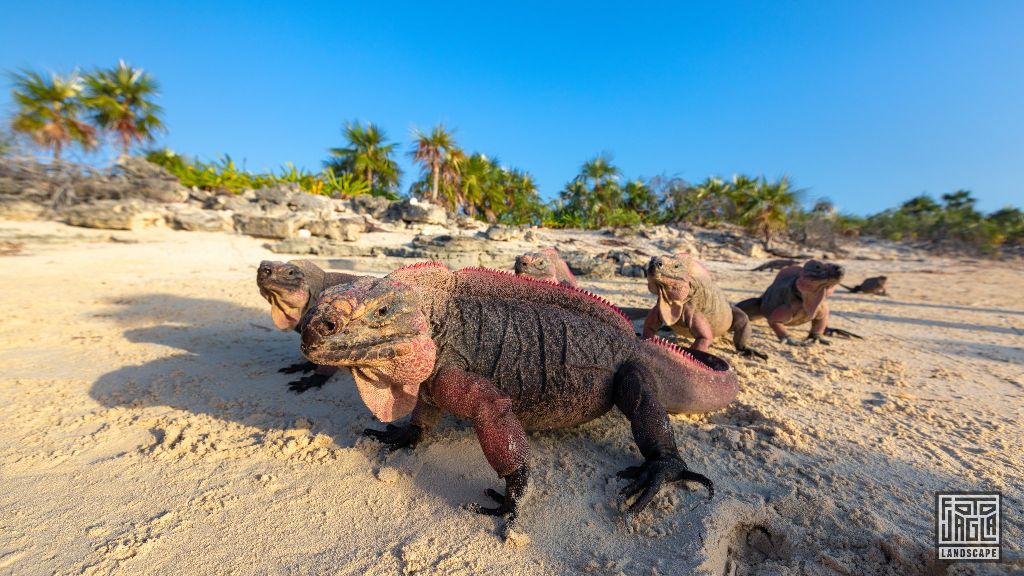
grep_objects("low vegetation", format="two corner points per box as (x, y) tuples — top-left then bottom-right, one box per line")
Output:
(5, 64), (1021, 255)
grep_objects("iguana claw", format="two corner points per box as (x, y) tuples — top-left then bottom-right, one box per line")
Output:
(780, 336), (807, 347)
(463, 465), (528, 540)
(287, 373), (330, 393)
(807, 333), (831, 346)
(363, 423), (424, 451)
(738, 347), (768, 360)
(616, 457), (714, 514)
(279, 360), (316, 374)
(823, 327), (863, 339)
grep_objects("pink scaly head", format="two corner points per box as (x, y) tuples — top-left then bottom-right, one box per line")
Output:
(513, 252), (558, 284)
(301, 277), (437, 422)
(257, 260), (314, 331)
(794, 260), (845, 316)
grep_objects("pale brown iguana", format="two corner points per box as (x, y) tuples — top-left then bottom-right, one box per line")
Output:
(513, 247), (578, 287)
(642, 254), (767, 359)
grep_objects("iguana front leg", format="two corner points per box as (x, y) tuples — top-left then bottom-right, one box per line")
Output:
(641, 307), (662, 339)
(428, 367), (530, 538)
(613, 361), (714, 514)
(807, 302), (831, 345)
(364, 399), (443, 451)
(767, 305), (803, 345)
(686, 310), (715, 353)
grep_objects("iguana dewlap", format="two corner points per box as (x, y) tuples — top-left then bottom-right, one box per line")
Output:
(300, 262), (738, 537)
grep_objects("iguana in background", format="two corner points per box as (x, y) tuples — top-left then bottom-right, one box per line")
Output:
(736, 260), (861, 345)
(256, 260), (363, 392)
(751, 258), (800, 272)
(842, 275), (888, 295)
(643, 254), (767, 359)
(513, 247), (578, 287)
(300, 262), (738, 538)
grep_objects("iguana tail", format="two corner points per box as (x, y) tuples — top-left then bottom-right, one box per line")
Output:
(639, 336), (738, 414)
(840, 283), (859, 293)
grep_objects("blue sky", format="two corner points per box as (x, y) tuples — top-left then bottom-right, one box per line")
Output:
(2, 1), (1021, 214)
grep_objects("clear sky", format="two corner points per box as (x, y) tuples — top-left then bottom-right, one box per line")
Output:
(2, 1), (1022, 214)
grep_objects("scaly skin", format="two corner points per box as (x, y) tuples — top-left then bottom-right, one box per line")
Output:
(643, 254), (767, 359)
(300, 262), (738, 538)
(736, 260), (860, 346)
(256, 260), (362, 392)
(513, 247), (578, 287)
(842, 275), (888, 296)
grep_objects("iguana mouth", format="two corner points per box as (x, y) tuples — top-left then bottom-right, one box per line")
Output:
(302, 334), (423, 365)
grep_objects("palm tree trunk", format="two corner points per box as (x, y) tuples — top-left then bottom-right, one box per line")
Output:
(121, 131), (131, 159)
(366, 167), (373, 192)
(431, 162), (440, 204)
(53, 141), (62, 163)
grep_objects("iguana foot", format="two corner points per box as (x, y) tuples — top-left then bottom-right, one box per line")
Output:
(737, 346), (768, 360)
(617, 457), (714, 514)
(806, 333), (831, 346)
(779, 336), (809, 347)
(463, 466), (528, 540)
(279, 360), (316, 374)
(287, 373), (330, 393)
(823, 327), (863, 339)
(363, 423), (424, 451)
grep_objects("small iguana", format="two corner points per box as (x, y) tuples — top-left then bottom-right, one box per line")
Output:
(643, 254), (767, 359)
(300, 262), (738, 537)
(513, 247), (578, 287)
(256, 260), (362, 392)
(751, 258), (800, 272)
(842, 275), (888, 295)
(736, 260), (861, 345)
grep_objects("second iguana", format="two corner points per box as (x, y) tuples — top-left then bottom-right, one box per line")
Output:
(642, 254), (767, 359)
(256, 260), (363, 392)
(736, 260), (861, 345)
(513, 247), (578, 287)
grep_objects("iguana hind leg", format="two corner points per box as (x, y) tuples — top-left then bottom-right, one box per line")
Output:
(729, 305), (767, 360)
(612, 361), (714, 514)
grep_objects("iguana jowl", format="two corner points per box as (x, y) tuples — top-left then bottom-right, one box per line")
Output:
(300, 262), (738, 537)
(256, 260), (362, 392)
(736, 260), (860, 345)
(643, 254), (766, 359)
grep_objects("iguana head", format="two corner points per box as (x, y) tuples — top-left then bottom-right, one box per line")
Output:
(514, 252), (558, 283)
(796, 260), (845, 315)
(257, 260), (311, 331)
(300, 278), (436, 422)
(646, 254), (711, 325)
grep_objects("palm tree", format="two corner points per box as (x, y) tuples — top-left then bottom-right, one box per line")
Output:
(326, 121), (401, 194)
(458, 153), (495, 219)
(410, 124), (457, 204)
(9, 69), (96, 161)
(736, 176), (802, 245)
(83, 61), (164, 158)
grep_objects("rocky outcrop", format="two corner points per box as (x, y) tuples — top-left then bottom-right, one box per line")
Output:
(64, 200), (166, 231)
(385, 197), (448, 225)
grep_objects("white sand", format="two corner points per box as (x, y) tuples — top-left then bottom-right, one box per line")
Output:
(0, 220), (1021, 575)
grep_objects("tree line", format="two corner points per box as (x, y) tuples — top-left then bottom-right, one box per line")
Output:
(4, 65), (1022, 253)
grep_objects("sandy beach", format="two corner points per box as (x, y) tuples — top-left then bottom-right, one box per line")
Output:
(1, 220), (1021, 575)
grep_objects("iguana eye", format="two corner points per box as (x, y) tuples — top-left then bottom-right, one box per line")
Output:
(376, 305), (389, 317)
